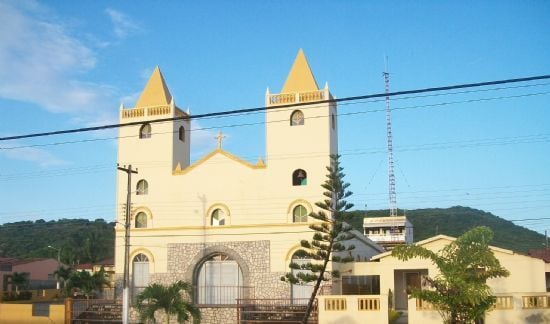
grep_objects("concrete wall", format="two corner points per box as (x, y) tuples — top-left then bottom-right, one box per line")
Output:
(0, 303), (65, 324)
(409, 295), (550, 324)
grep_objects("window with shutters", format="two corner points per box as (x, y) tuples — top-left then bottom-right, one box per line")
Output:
(293, 205), (308, 223)
(135, 212), (147, 228)
(136, 180), (148, 195)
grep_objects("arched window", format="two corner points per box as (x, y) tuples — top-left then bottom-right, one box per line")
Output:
(139, 123), (151, 139)
(291, 251), (314, 302)
(132, 253), (150, 299)
(292, 169), (307, 186)
(136, 180), (148, 195)
(290, 110), (304, 126)
(135, 212), (147, 228)
(211, 208), (226, 226)
(293, 205), (308, 223)
(331, 113), (336, 130)
(179, 126), (185, 142)
(197, 253), (243, 305)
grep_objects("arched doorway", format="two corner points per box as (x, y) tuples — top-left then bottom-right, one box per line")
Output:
(132, 253), (150, 299)
(291, 251), (314, 303)
(196, 253), (243, 305)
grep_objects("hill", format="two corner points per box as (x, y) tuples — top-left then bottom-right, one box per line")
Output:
(0, 218), (115, 264)
(345, 206), (545, 252)
(0, 206), (544, 261)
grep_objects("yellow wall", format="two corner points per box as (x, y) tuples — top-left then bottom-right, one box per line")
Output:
(0, 303), (65, 324)
(317, 295), (388, 324)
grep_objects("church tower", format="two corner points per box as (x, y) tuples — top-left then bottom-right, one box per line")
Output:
(265, 50), (338, 189)
(117, 67), (191, 172)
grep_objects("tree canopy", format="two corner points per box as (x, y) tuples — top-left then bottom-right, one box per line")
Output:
(392, 226), (509, 324)
(0, 218), (114, 264)
(136, 280), (200, 324)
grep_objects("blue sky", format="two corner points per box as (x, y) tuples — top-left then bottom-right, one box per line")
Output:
(0, 1), (549, 235)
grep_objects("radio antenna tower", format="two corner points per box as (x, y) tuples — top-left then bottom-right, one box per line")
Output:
(384, 56), (398, 217)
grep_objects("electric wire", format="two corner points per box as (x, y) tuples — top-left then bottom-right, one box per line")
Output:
(1, 74), (549, 142)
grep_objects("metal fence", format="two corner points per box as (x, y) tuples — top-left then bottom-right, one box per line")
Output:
(195, 285), (254, 306)
(71, 299), (122, 323)
(237, 298), (318, 324)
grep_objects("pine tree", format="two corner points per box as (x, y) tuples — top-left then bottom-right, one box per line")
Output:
(281, 154), (356, 324)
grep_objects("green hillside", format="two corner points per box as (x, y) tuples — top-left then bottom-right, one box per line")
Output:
(0, 218), (115, 264)
(0, 206), (544, 262)
(344, 206), (545, 252)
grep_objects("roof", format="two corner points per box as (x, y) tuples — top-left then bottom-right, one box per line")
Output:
(11, 258), (53, 265)
(135, 66), (173, 107)
(0, 257), (17, 265)
(528, 249), (550, 263)
(363, 216), (410, 226)
(96, 258), (114, 266)
(281, 49), (319, 93)
(174, 148), (266, 175)
(74, 263), (93, 270)
(370, 234), (515, 261)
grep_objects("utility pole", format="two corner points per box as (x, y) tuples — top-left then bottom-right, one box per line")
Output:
(117, 164), (138, 324)
(47, 245), (61, 290)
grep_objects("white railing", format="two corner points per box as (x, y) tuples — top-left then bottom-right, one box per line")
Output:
(121, 105), (182, 119)
(268, 89), (327, 106)
(365, 234), (406, 242)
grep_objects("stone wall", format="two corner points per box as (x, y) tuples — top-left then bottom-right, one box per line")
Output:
(166, 240), (289, 299)
(200, 307), (238, 324)
(119, 240), (292, 324)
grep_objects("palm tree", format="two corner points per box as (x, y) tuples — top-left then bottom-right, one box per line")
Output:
(137, 281), (200, 324)
(54, 265), (73, 293)
(65, 267), (111, 299)
(10, 272), (29, 293)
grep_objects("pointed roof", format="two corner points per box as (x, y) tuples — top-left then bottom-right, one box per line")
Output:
(281, 49), (319, 93)
(135, 66), (173, 107)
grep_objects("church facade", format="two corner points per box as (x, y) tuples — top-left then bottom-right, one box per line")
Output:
(114, 50), (383, 322)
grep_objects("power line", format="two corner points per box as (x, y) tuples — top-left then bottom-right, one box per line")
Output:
(2, 74), (549, 142)
(2, 89), (549, 152)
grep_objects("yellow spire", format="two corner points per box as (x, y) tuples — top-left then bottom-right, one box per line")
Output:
(135, 66), (173, 107)
(281, 49), (319, 93)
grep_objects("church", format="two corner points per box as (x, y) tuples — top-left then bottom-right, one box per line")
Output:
(114, 50), (384, 322)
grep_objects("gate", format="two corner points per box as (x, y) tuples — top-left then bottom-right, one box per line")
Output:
(68, 298), (122, 323)
(237, 298), (318, 324)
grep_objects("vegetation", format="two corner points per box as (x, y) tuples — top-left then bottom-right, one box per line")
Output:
(0, 218), (115, 264)
(53, 265), (73, 291)
(1, 207), (543, 267)
(64, 267), (111, 299)
(345, 206), (545, 252)
(136, 280), (200, 324)
(9, 272), (29, 292)
(392, 226), (509, 324)
(281, 155), (356, 324)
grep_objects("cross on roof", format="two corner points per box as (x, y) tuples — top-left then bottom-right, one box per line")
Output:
(215, 130), (226, 149)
